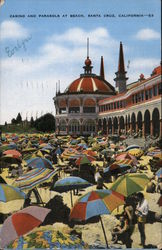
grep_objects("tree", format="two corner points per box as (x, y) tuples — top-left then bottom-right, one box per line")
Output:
(30, 116), (34, 127)
(34, 113), (55, 132)
(11, 118), (17, 124)
(16, 113), (22, 123)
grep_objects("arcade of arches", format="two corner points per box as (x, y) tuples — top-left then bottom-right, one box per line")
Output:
(58, 119), (96, 135)
(98, 108), (161, 137)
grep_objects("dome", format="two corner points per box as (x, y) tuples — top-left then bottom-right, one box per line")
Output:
(66, 76), (114, 94)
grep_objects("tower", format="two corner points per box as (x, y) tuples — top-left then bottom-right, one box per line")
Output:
(100, 56), (105, 79)
(114, 42), (128, 93)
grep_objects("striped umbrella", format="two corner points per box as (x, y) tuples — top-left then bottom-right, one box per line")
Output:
(0, 184), (26, 202)
(125, 145), (140, 151)
(70, 189), (125, 248)
(110, 173), (150, 197)
(14, 168), (58, 191)
(115, 153), (138, 165)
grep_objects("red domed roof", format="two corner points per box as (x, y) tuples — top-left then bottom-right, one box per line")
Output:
(66, 76), (114, 93)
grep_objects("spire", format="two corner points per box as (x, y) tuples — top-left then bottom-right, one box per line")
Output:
(114, 41), (128, 93)
(83, 38), (93, 75)
(118, 42), (125, 73)
(87, 37), (89, 58)
(100, 56), (105, 79)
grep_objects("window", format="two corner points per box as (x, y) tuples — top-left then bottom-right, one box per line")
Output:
(83, 107), (96, 113)
(59, 108), (66, 114)
(149, 88), (153, 99)
(120, 101), (123, 108)
(83, 120), (95, 132)
(141, 91), (144, 101)
(59, 120), (66, 131)
(69, 120), (80, 132)
(145, 90), (149, 100)
(158, 83), (162, 95)
(111, 103), (113, 110)
(117, 101), (119, 108)
(153, 85), (158, 96)
(69, 107), (80, 113)
(114, 102), (116, 109)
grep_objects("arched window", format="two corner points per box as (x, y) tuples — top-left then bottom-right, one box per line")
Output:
(83, 119), (96, 133)
(69, 99), (80, 113)
(59, 119), (66, 131)
(83, 99), (96, 113)
(152, 108), (160, 136)
(69, 119), (80, 133)
(144, 110), (150, 135)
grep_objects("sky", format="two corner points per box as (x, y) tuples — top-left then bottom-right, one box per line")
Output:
(0, 0), (161, 124)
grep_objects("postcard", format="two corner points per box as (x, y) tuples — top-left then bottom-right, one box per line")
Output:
(0, 0), (161, 249)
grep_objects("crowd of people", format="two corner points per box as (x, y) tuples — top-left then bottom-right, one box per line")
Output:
(0, 132), (161, 248)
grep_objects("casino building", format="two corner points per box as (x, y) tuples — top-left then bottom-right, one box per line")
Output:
(54, 42), (162, 137)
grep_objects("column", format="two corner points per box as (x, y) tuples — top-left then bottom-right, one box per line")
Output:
(130, 123), (132, 135)
(118, 122), (120, 135)
(142, 121), (145, 138)
(125, 123), (127, 135)
(66, 119), (69, 134)
(80, 98), (83, 113)
(107, 124), (109, 136)
(150, 120), (153, 137)
(112, 122), (114, 135)
(136, 122), (138, 134)
(66, 99), (69, 114)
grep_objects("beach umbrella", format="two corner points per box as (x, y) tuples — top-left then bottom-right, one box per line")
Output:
(104, 163), (131, 176)
(52, 176), (93, 206)
(26, 157), (53, 169)
(110, 173), (150, 197)
(14, 168), (58, 191)
(1, 154), (22, 164)
(115, 152), (138, 165)
(7, 229), (87, 249)
(0, 184), (26, 202)
(31, 150), (44, 158)
(55, 147), (62, 155)
(77, 143), (88, 149)
(22, 147), (37, 153)
(76, 155), (95, 166)
(128, 148), (144, 158)
(113, 159), (134, 166)
(0, 206), (51, 248)
(156, 168), (162, 178)
(3, 149), (22, 159)
(125, 145), (140, 151)
(70, 189), (125, 248)
(83, 149), (97, 157)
